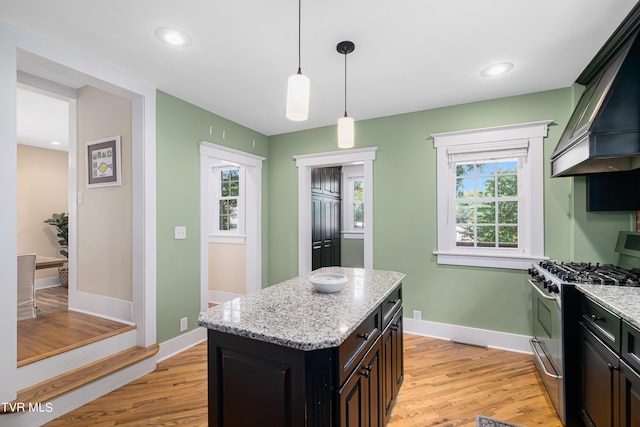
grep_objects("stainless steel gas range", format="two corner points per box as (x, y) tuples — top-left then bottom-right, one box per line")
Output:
(527, 231), (640, 426)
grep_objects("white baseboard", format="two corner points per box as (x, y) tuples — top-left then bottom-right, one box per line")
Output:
(69, 291), (134, 325)
(35, 276), (61, 289)
(209, 290), (242, 304)
(404, 318), (533, 354)
(157, 327), (207, 362)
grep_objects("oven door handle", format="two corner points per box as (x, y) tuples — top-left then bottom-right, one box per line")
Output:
(528, 279), (557, 301)
(530, 338), (562, 379)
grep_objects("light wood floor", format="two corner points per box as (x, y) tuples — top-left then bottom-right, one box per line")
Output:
(46, 334), (562, 426)
(18, 286), (134, 367)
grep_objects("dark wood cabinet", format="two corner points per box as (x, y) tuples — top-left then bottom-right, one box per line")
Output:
(621, 360), (640, 427)
(575, 293), (640, 427)
(338, 338), (383, 427)
(207, 282), (403, 427)
(580, 322), (620, 427)
(312, 167), (341, 270)
(382, 309), (403, 426)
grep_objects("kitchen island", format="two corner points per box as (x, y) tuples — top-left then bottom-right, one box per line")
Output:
(199, 267), (405, 427)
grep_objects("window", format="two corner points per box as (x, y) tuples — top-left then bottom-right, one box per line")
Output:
(210, 164), (245, 243)
(218, 168), (240, 231)
(455, 158), (519, 249)
(342, 165), (365, 239)
(352, 178), (364, 229)
(432, 120), (551, 269)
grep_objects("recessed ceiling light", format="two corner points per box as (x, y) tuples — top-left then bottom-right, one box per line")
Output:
(481, 62), (514, 77)
(155, 27), (192, 48)
(51, 141), (61, 146)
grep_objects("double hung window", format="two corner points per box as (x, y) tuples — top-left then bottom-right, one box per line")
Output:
(432, 121), (551, 269)
(342, 165), (365, 239)
(210, 164), (245, 243)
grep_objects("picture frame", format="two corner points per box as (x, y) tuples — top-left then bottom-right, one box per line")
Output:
(86, 136), (122, 188)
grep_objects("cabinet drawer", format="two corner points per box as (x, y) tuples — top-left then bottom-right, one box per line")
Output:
(581, 296), (621, 353)
(381, 284), (402, 330)
(622, 321), (640, 373)
(338, 308), (381, 386)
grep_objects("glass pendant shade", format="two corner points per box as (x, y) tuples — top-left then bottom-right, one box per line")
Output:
(286, 72), (310, 121)
(338, 115), (354, 148)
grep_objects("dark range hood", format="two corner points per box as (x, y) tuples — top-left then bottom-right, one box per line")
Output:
(551, 4), (640, 178)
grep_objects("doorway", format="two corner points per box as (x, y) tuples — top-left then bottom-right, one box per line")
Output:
(294, 147), (377, 275)
(199, 142), (265, 307)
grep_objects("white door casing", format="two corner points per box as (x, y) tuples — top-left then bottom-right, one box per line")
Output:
(293, 147), (377, 275)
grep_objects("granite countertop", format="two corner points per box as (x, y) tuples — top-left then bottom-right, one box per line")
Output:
(575, 284), (640, 330)
(198, 267), (405, 351)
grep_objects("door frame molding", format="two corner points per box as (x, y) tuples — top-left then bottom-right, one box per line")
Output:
(294, 147), (377, 275)
(199, 141), (265, 308)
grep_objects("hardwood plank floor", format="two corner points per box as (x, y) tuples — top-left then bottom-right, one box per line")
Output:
(35, 285), (68, 316)
(18, 310), (135, 367)
(46, 334), (562, 426)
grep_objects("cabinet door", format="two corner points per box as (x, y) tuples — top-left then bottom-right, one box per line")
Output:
(621, 360), (640, 427)
(338, 339), (383, 427)
(391, 312), (404, 396)
(580, 323), (619, 427)
(382, 310), (403, 426)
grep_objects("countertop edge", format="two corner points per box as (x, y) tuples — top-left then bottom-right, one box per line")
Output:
(198, 268), (405, 351)
(575, 284), (640, 331)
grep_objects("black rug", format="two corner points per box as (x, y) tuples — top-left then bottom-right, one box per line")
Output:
(476, 415), (523, 427)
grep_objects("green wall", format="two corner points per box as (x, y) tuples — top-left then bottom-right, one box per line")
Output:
(267, 87), (633, 336)
(155, 91), (269, 343)
(155, 86), (633, 344)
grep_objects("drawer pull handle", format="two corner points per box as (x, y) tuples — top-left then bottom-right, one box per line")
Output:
(591, 314), (603, 322)
(357, 333), (370, 340)
(391, 325), (399, 331)
(608, 363), (619, 371)
(359, 369), (370, 378)
(389, 299), (399, 304)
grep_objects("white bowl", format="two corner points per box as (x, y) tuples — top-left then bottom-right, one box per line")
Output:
(309, 273), (348, 293)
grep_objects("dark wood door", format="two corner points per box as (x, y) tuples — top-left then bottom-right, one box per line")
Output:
(311, 166), (341, 270)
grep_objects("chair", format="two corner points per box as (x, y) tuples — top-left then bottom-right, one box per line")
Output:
(17, 253), (37, 321)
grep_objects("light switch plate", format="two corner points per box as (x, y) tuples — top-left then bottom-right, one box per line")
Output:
(174, 226), (187, 240)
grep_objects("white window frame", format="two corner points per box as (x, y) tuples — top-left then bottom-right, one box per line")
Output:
(342, 165), (365, 239)
(209, 161), (246, 244)
(431, 120), (552, 270)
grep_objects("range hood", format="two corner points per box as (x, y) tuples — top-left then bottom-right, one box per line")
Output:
(551, 6), (640, 178)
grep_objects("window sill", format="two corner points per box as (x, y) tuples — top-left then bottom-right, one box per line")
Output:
(209, 234), (246, 244)
(433, 251), (548, 270)
(342, 231), (364, 240)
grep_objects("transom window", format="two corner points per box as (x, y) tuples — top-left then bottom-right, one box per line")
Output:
(432, 121), (551, 269)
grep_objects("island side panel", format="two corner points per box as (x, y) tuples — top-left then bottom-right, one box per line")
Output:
(208, 329), (334, 427)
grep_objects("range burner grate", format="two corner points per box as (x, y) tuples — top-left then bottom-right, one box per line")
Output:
(539, 261), (640, 286)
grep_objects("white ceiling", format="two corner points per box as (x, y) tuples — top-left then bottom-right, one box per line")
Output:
(2, 0), (638, 139)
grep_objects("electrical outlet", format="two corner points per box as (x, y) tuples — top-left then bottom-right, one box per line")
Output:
(412, 310), (422, 321)
(174, 226), (187, 240)
(179, 317), (188, 332)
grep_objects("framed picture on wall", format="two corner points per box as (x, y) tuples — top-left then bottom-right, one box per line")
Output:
(86, 136), (121, 188)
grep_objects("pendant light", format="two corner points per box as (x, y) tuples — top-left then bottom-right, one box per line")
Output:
(337, 41), (355, 148)
(285, 0), (310, 121)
